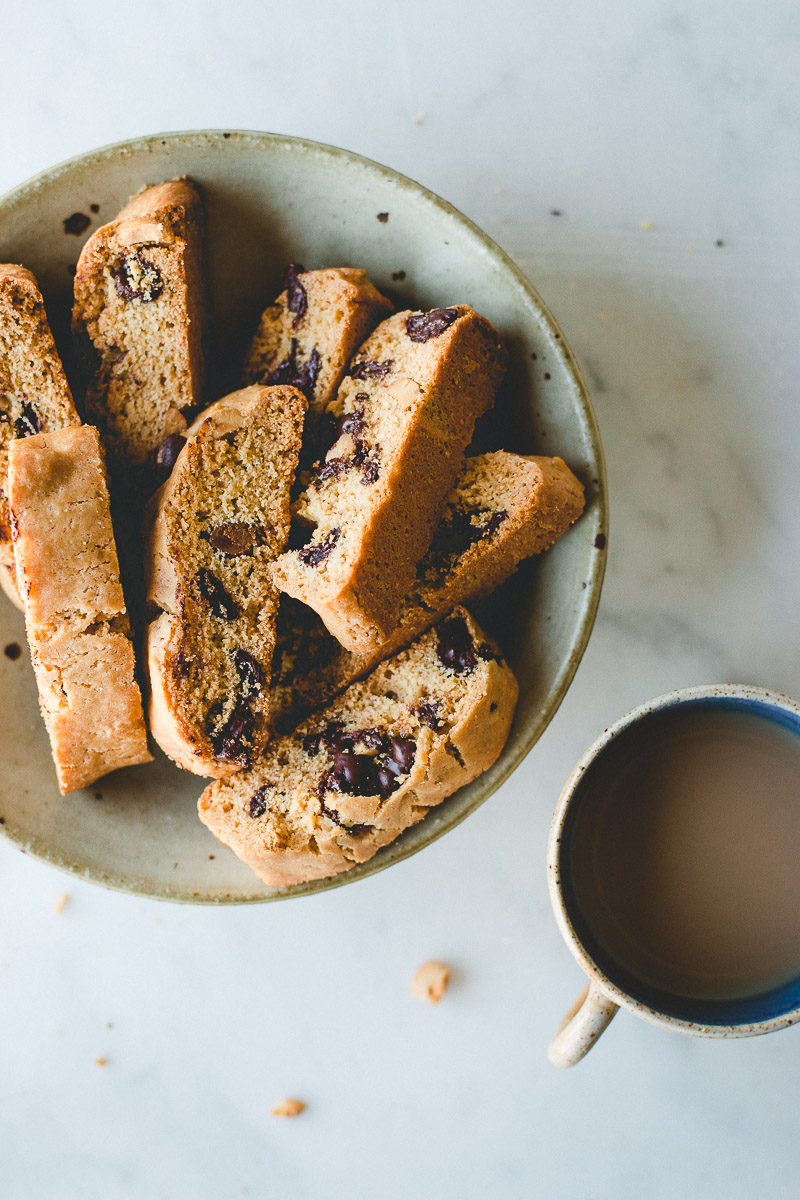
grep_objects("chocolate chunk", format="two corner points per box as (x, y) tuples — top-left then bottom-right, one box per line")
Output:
(415, 701), (444, 730)
(350, 359), (393, 381)
(392, 270), (407, 282)
(63, 212), (91, 235)
(113, 249), (163, 303)
(247, 786), (271, 818)
(156, 432), (186, 477)
(14, 401), (40, 439)
(337, 727), (385, 752)
(406, 307), (459, 343)
(297, 526), (340, 567)
(318, 726), (414, 801)
(195, 569), (240, 620)
(284, 263), (308, 328)
(4, 642), (22, 661)
(593, 533), (606, 550)
(436, 616), (478, 674)
(211, 703), (255, 765)
(356, 443), (381, 485)
(332, 747), (376, 794)
(376, 212), (389, 223)
(264, 338), (320, 400)
(233, 648), (263, 698)
(90, 203), (100, 214)
(333, 409), (365, 441)
(208, 522), (260, 557)
(389, 736), (415, 773)
(312, 456), (352, 489)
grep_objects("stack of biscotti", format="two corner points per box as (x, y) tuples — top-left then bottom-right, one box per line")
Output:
(270, 451), (585, 730)
(198, 609), (518, 885)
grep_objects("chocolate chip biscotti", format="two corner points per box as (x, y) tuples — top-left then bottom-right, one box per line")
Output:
(144, 384), (305, 777)
(0, 265), (81, 566)
(72, 179), (206, 468)
(271, 451), (584, 729)
(198, 608), (518, 886)
(8, 425), (151, 793)
(271, 306), (508, 653)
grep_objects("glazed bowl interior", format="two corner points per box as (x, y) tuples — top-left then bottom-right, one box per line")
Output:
(0, 130), (606, 902)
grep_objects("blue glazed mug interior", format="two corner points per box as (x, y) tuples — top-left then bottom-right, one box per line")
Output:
(557, 691), (800, 1028)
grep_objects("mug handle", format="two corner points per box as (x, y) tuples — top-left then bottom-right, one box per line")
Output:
(548, 981), (619, 1067)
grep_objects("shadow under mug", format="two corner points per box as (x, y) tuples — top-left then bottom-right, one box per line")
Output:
(547, 684), (800, 1067)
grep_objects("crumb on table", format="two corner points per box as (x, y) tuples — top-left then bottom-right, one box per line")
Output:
(271, 1098), (306, 1118)
(410, 960), (451, 1004)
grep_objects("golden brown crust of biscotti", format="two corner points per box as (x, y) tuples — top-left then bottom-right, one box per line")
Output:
(197, 608), (518, 886)
(72, 179), (206, 467)
(0, 264), (80, 565)
(8, 426), (151, 793)
(242, 267), (393, 422)
(144, 385), (305, 777)
(271, 306), (508, 652)
(270, 451), (584, 730)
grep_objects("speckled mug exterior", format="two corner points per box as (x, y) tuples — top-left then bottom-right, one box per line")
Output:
(548, 684), (800, 1066)
(0, 129), (606, 903)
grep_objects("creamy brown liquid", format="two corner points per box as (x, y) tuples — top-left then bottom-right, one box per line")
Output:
(570, 705), (800, 1000)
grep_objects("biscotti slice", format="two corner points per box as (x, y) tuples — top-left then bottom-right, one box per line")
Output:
(271, 451), (584, 728)
(8, 426), (151, 793)
(144, 384), (306, 777)
(242, 266), (393, 423)
(0, 265), (81, 565)
(198, 608), (518, 886)
(272, 306), (508, 652)
(72, 179), (206, 468)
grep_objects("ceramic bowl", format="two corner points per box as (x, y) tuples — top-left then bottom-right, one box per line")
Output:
(0, 130), (606, 902)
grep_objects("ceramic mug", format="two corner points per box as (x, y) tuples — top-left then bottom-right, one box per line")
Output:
(547, 684), (800, 1067)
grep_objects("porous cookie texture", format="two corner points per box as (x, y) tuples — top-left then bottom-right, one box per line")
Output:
(242, 266), (393, 424)
(197, 608), (518, 886)
(271, 451), (584, 729)
(144, 385), (305, 777)
(271, 305), (508, 653)
(8, 426), (151, 793)
(72, 179), (206, 467)
(0, 265), (80, 566)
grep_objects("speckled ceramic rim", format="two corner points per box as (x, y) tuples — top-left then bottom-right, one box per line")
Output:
(0, 129), (607, 903)
(549, 684), (800, 1038)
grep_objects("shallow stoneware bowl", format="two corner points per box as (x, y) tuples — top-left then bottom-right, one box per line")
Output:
(0, 129), (606, 903)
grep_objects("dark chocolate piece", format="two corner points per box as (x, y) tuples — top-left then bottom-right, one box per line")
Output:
(297, 527), (340, 567)
(284, 263), (308, 329)
(195, 569), (240, 620)
(406, 307), (458, 343)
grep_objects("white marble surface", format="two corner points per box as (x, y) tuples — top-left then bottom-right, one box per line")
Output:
(1, 2), (799, 1196)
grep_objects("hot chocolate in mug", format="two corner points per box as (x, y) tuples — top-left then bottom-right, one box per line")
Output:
(547, 684), (800, 1066)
